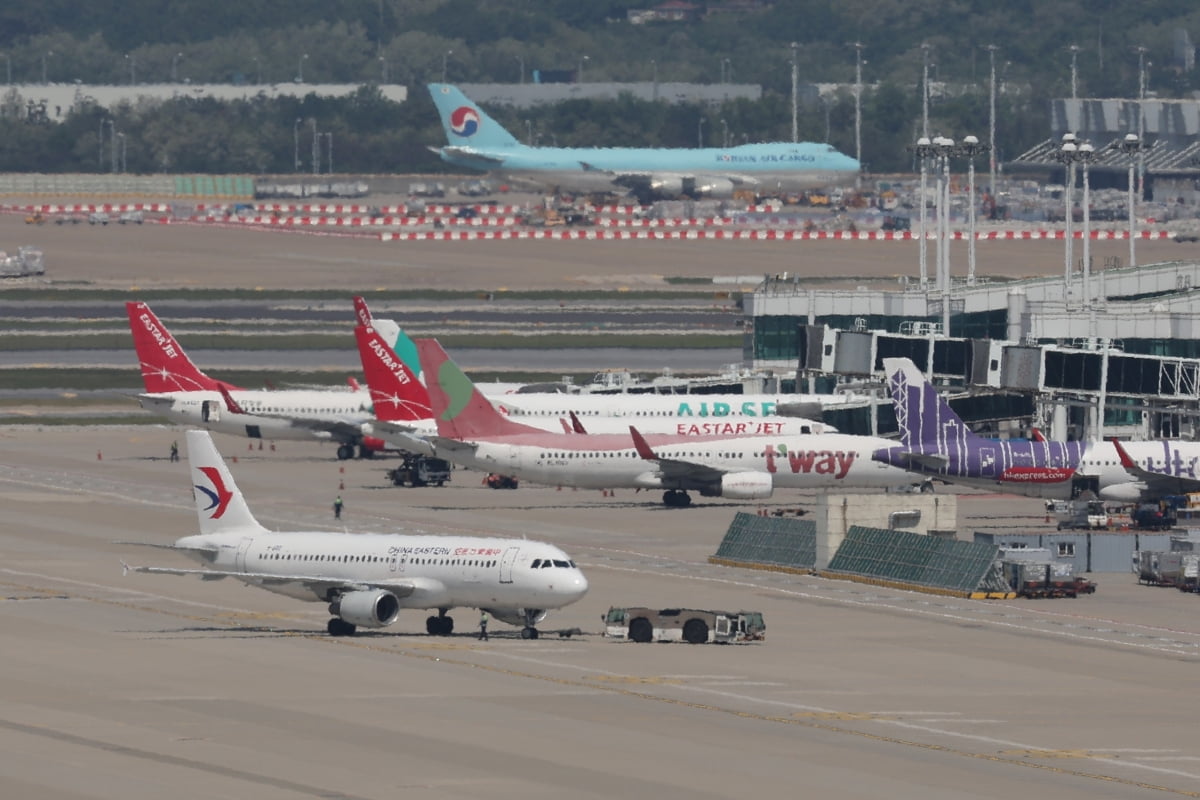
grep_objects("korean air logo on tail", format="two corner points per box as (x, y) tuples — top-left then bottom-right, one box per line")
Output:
(194, 466), (233, 518)
(450, 106), (480, 137)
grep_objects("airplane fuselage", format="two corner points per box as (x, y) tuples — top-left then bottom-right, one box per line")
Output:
(138, 389), (372, 443)
(175, 530), (587, 612)
(441, 431), (911, 493)
(439, 141), (858, 196)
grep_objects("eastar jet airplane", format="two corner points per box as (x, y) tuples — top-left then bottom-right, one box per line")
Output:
(428, 83), (860, 202)
(123, 430), (587, 638)
(414, 337), (913, 507)
(128, 301), (391, 459)
(351, 295), (836, 436)
(872, 357), (1200, 502)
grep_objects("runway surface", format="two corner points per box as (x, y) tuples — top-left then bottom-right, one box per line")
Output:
(3, 425), (1200, 799)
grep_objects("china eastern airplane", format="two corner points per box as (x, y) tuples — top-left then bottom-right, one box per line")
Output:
(128, 301), (400, 459)
(872, 356), (1200, 502)
(414, 337), (912, 507)
(122, 430), (588, 638)
(427, 83), (860, 202)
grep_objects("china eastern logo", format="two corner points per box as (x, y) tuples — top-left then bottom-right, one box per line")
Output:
(450, 106), (480, 137)
(195, 466), (233, 518)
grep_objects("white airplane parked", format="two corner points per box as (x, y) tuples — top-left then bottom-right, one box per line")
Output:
(413, 337), (915, 507)
(123, 430), (588, 638)
(128, 301), (398, 459)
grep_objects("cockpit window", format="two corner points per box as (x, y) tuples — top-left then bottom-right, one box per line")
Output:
(530, 559), (542, 568)
(553, 560), (570, 568)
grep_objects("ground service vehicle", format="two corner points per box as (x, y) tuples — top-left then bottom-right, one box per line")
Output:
(603, 607), (766, 644)
(386, 455), (451, 487)
(485, 473), (519, 490)
(24, 211), (45, 225)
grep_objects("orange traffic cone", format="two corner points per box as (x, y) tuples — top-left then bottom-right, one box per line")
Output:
(97, 450), (102, 460)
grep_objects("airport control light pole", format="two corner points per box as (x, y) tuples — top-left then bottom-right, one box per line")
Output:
(789, 42), (798, 143)
(851, 41), (864, 187)
(1076, 141), (1097, 312)
(985, 44), (998, 197)
(912, 137), (936, 288)
(1116, 133), (1143, 268)
(959, 135), (988, 286)
(1056, 134), (1079, 300)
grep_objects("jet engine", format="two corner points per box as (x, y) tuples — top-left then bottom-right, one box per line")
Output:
(1098, 482), (1145, 503)
(704, 471), (774, 500)
(329, 590), (401, 628)
(692, 177), (736, 198)
(649, 177), (684, 197)
(489, 608), (548, 627)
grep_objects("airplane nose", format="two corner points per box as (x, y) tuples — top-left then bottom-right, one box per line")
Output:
(570, 571), (589, 598)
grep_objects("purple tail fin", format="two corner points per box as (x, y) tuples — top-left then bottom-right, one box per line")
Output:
(882, 358), (979, 449)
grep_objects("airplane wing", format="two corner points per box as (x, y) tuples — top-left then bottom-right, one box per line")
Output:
(367, 421), (436, 456)
(125, 563), (419, 598)
(1111, 439), (1200, 496)
(215, 383), (365, 444)
(628, 426), (728, 485)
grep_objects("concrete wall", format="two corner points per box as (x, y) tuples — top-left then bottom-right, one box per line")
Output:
(813, 493), (958, 569)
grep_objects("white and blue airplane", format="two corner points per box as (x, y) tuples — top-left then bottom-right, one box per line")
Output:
(427, 83), (860, 201)
(122, 430), (588, 638)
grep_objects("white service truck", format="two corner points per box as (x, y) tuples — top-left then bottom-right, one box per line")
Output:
(603, 606), (765, 644)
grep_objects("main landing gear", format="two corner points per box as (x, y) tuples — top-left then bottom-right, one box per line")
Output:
(662, 489), (692, 508)
(328, 617), (357, 636)
(426, 610), (454, 635)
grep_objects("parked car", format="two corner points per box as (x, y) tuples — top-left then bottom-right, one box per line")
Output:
(118, 210), (144, 224)
(88, 211), (110, 225)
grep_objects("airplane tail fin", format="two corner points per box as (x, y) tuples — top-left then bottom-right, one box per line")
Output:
(415, 338), (544, 439)
(354, 325), (433, 422)
(882, 357), (980, 448)
(186, 429), (265, 535)
(126, 301), (237, 393)
(427, 83), (521, 150)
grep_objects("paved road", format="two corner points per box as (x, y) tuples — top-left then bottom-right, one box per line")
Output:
(2, 425), (1199, 799)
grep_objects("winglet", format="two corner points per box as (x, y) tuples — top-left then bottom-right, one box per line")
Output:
(569, 410), (588, 434)
(217, 383), (246, 415)
(629, 426), (658, 461)
(347, 376), (362, 392)
(1110, 437), (1136, 470)
(1030, 427), (1046, 442)
(559, 417), (572, 433)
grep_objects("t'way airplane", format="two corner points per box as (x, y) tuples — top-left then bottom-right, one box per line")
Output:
(428, 83), (860, 202)
(123, 430), (588, 638)
(871, 357), (1200, 502)
(128, 301), (395, 459)
(414, 337), (913, 507)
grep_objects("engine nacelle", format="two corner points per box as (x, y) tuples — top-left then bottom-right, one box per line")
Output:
(692, 177), (735, 198)
(329, 590), (401, 628)
(489, 608), (548, 628)
(1098, 482), (1145, 503)
(713, 471), (774, 500)
(649, 177), (684, 196)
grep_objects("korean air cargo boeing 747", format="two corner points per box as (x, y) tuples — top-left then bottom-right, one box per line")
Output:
(427, 83), (860, 201)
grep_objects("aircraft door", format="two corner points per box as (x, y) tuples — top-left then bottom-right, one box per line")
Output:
(979, 446), (997, 477)
(201, 400), (221, 423)
(235, 537), (254, 572)
(499, 546), (519, 584)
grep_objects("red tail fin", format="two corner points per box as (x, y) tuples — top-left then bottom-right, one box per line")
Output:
(125, 301), (237, 393)
(354, 325), (432, 422)
(352, 295), (373, 326)
(415, 338), (543, 439)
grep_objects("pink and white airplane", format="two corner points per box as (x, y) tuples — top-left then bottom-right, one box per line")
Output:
(410, 337), (914, 507)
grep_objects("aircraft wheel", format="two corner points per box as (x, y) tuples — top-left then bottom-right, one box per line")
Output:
(682, 618), (709, 644)
(628, 617), (653, 643)
(328, 618), (357, 637)
(336, 444), (355, 460)
(425, 615), (440, 635)
(441, 616), (454, 635)
(521, 627), (539, 640)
